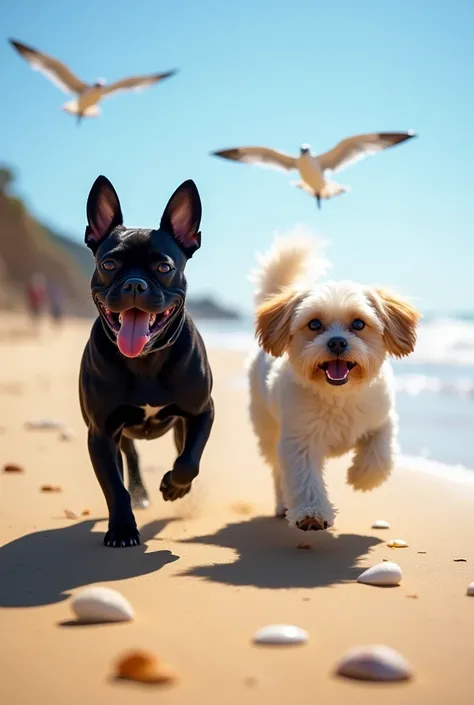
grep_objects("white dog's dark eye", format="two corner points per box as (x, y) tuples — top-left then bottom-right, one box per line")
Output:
(308, 319), (323, 331)
(101, 260), (116, 271)
(352, 318), (365, 331)
(157, 262), (172, 274)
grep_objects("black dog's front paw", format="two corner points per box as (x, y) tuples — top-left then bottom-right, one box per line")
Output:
(104, 522), (141, 548)
(159, 470), (192, 502)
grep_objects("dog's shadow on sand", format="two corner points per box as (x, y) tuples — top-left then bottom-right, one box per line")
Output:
(0, 518), (178, 608)
(180, 516), (382, 589)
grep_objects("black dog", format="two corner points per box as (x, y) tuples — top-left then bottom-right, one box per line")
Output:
(79, 175), (214, 547)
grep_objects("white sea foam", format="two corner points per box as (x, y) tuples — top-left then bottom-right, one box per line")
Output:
(394, 374), (474, 399)
(404, 318), (474, 367)
(399, 454), (474, 485)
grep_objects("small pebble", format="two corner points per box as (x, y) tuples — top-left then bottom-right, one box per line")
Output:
(115, 650), (177, 684)
(417, 551), (426, 554)
(70, 586), (134, 623)
(357, 561), (402, 587)
(40, 484), (62, 492)
(64, 509), (78, 519)
(454, 558), (467, 563)
(59, 429), (76, 442)
(82, 509), (91, 516)
(253, 624), (308, 645)
(244, 676), (258, 688)
(372, 519), (390, 529)
(466, 582), (474, 596)
(336, 644), (413, 682)
(406, 594), (419, 599)
(297, 543), (311, 550)
(387, 539), (408, 548)
(3, 463), (24, 473)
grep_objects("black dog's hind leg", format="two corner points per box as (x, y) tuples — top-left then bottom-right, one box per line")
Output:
(120, 435), (150, 509)
(160, 401), (215, 502)
(88, 431), (140, 547)
(116, 445), (124, 482)
(173, 418), (185, 454)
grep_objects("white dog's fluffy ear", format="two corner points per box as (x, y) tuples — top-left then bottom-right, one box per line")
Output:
(369, 288), (421, 358)
(255, 290), (303, 357)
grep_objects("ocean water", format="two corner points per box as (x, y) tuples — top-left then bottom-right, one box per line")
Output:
(197, 317), (474, 477)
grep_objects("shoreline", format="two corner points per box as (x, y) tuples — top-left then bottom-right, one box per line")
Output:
(399, 454), (474, 485)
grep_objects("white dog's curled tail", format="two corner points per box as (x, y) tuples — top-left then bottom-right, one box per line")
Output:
(250, 229), (332, 306)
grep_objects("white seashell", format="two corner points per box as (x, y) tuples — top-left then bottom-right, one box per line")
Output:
(387, 539), (408, 548)
(253, 624), (308, 645)
(466, 582), (474, 596)
(357, 561), (402, 587)
(71, 586), (134, 623)
(336, 644), (413, 681)
(372, 519), (390, 529)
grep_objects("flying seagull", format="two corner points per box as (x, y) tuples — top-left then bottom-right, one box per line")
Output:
(212, 131), (416, 208)
(9, 39), (178, 125)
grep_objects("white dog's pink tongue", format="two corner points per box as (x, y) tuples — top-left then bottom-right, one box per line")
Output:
(326, 360), (349, 381)
(117, 310), (151, 357)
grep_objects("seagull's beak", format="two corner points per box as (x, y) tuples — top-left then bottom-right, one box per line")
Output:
(315, 195), (321, 210)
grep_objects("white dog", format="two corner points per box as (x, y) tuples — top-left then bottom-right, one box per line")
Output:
(247, 235), (420, 531)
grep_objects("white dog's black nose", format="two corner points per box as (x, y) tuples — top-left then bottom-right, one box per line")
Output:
(327, 336), (348, 355)
(122, 278), (148, 295)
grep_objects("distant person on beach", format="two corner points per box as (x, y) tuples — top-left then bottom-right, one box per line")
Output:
(47, 281), (64, 326)
(25, 273), (47, 329)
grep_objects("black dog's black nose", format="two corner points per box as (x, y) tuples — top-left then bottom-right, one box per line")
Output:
(327, 336), (348, 355)
(122, 278), (148, 295)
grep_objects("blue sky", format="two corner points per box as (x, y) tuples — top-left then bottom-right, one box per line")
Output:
(1, 0), (472, 315)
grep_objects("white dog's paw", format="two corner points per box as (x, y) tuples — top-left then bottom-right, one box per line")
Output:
(286, 503), (336, 532)
(347, 459), (393, 492)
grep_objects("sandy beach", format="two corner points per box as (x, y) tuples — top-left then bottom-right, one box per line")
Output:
(1, 315), (474, 705)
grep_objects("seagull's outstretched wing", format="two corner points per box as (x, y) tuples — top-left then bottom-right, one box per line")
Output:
(318, 131), (416, 173)
(99, 70), (178, 99)
(9, 39), (87, 94)
(212, 147), (297, 173)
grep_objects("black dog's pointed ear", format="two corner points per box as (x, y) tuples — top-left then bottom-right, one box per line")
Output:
(85, 175), (123, 251)
(160, 180), (202, 258)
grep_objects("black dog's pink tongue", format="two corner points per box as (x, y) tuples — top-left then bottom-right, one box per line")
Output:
(117, 310), (151, 358)
(326, 359), (349, 381)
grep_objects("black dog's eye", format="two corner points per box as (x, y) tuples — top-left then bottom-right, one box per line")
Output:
(101, 260), (116, 271)
(352, 318), (365, 331)
(157, 262), (172, 274)
(308, 319), (323, 332)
